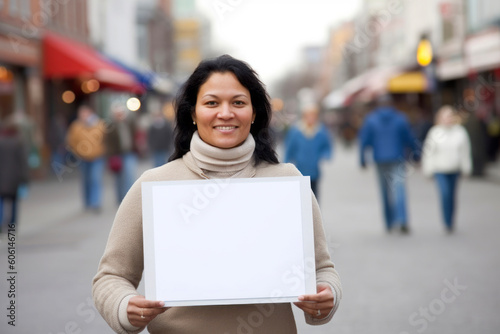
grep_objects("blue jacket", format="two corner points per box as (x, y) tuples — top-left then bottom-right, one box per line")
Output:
(284, 124), (333, 180)
(359, 107), (417, 165)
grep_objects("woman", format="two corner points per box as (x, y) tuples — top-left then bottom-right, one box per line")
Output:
(422, 105), (472, 232)
(93, 55), (342, 333)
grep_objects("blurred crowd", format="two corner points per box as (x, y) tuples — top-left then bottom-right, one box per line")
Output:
(0, 101), (174, 226)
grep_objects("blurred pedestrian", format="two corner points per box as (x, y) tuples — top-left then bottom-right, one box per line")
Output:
(93, 55), (342, 334)
(66, 105), (106, 212)
(359, 95), (418, 234)
(463, 110), (488, 176)
(486, 113), (500, 162)
(422, 105), (472, 233)
(48, 113), (67, 172)
(106, 103), (138, 204)
(285, 104), (333, 199)
(147, 110), (173, 167)
(0, 122), (28, 233)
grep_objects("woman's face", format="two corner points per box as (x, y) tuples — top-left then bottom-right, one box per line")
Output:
(194, 72), (255, 149)
(439, 109), (456, 126)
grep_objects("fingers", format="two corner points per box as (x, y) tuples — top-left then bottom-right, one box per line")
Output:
(127, 295), (168, 328)
(298, 284), (333, 303)
(294, 284), (334, 319)
(293, 301), (332, 319)
(129, 295), (165, 308)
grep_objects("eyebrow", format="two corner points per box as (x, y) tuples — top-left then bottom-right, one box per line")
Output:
(201, 93), (249, 99)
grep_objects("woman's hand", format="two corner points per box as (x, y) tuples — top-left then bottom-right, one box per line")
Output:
(293, 283), (334, 320)
(127, 295), (168, 328)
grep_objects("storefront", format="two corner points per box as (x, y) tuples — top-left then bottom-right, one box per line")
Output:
(0, 30), (45, 174)
(41, 31), (146, 173)
(460, 26), (500, 172)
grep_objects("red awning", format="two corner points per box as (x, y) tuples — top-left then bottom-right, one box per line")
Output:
(42, 32), (144, 94)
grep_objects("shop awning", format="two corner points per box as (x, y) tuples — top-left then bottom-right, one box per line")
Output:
(105, 56), (177, 95)
(42, 32), (144, 94)
(323, 66), (402, 109)
(322, 89), (351, 109)
(387, 71), (427, 93)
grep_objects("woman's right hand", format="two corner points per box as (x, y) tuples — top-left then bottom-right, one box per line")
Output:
(127, 295), (168, 328)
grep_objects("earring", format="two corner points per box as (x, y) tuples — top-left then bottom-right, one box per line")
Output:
(193, 121), (196, 125)
(251, 121), (254, 124)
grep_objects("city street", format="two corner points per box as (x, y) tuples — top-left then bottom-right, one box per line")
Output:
(1, 144), (499, 334)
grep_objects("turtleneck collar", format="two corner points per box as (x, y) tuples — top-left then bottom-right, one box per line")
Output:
(183, 131), (256, 179)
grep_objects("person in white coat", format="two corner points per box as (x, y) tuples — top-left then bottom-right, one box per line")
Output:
(422, 105), (472, 232)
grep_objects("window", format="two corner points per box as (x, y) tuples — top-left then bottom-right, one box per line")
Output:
(137, 24), (150, 65)
(467, 0), (500, 32)
(442, 20), (455, 43)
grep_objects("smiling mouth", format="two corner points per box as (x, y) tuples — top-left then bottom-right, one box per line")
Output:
(214, 126), (237, 130)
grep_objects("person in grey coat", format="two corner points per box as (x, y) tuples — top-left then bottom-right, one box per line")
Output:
(0, 123), (28, 233)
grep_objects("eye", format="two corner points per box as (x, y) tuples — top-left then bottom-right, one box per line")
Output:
(233, 100), (246, 106)
(205, 101), (218, 106)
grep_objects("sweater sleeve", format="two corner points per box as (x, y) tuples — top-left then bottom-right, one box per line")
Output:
(358, 120), (371, 167)
(92, 172), (151, 334)
(460, 126), (473, 176)
(320, 127), (333, 161)
(279, 164), (342, 325)
(304, 193), (342, 325)
(421, 127), (436, 177)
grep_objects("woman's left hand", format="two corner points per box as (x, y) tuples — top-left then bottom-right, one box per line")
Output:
(293, 283), (334, 320)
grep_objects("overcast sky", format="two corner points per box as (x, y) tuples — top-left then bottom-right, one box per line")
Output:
(195, 0), (362, 86)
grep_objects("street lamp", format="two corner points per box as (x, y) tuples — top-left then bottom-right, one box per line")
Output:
(417, 37), (433, 67)
(126, 97), (141, 112)
(417, 34), (439, 114)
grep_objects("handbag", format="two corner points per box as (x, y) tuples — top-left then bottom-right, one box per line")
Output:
(108, 155), (122, 173)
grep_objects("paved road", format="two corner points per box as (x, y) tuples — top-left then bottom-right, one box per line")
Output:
(1, 145), (499, 334)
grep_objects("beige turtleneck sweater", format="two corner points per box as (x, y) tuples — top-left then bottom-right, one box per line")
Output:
(189, 131), (256, 178)
(92, 132), (342, 334)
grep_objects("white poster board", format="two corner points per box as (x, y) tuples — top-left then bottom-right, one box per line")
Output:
(141, 176), (316, 307)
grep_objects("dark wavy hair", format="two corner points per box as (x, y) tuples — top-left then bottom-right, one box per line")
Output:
(169, 54), (279, 165)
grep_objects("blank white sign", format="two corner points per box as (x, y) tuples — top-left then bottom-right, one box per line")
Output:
(141, 176), (316, 307)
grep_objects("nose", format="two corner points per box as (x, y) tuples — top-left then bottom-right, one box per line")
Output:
(217, 102), (233, 119)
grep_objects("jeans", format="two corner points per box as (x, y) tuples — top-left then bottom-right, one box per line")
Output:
(0, 196), (18, 233)
(434, 173), (459, 229)
(115, 153), (137, 203)
(375, 162), (408, 230)
(80, 158), (105, 209)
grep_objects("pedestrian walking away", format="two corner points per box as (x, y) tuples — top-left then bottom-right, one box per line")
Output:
(359, 94), (418, 234)
(422, 105), (472, 233)
(92, 55), (342, 334)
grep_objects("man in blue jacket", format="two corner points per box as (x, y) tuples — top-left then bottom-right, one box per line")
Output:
(359, 95), (418, 233)
(285, 104), (333, 200)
